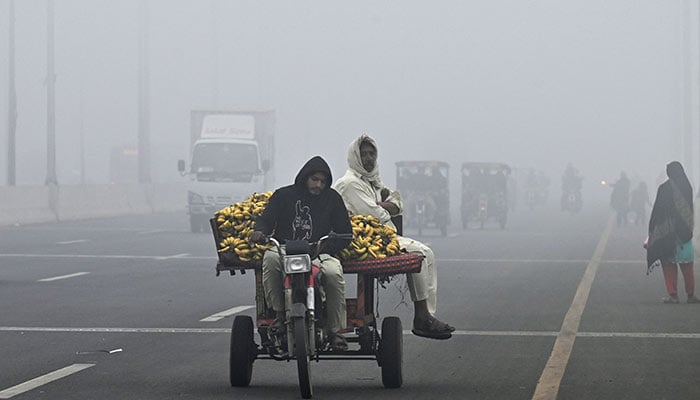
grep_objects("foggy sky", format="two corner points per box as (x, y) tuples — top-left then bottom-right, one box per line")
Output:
(0, 0), (695, 196)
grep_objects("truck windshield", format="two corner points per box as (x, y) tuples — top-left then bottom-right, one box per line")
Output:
(191, 143), (259, 182)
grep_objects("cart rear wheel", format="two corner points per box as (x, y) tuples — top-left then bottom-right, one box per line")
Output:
(380, 316), (403, 388)
(293, 318), (313, 398)
(230, 315), (255, 387)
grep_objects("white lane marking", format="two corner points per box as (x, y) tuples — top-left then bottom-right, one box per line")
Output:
(438, 258), (590, 263)
(439, 258), (644, 264)
(1, 326), (700, 339)
(0, 253), (645, 264)
(137, 229), (166, 235)
(531, 216), (613, 400)
(0, 327), (230, 333)
(155, 253), (190, 260)
(38, 272), (90, 282)
(56, 239), (88, 245)
(200, 305), (256, 322)
(0, 363), (95, 399)
(0, 254), (213, 260)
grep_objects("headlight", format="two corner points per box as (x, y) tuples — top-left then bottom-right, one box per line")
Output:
(284, 254), (311, 274)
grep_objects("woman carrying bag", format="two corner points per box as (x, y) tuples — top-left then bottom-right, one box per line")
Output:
(646, 161), (699, 304)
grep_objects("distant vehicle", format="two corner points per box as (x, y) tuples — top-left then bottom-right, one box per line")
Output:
(460, 162), (511, 229)
(109, 145), (138, 184)
(178, 110), (275, 232)
(395, 161), (450, 236)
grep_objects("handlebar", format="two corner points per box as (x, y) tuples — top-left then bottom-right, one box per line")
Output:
(253, 232), (353, 258)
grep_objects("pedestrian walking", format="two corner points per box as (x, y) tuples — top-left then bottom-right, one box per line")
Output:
(646, 161), (699, 304)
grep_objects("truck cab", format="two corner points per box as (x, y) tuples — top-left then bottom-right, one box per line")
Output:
(179, 110), (274, 232)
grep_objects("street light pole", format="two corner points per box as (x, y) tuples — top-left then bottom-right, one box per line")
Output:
(7, 0), (17, 186)
(46, 0), (58, 185)
(210, 0), (219, 108)
(137, 1), (151, 184)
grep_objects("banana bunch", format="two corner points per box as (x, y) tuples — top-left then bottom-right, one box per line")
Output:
(339, 215), (402, 261)
(214, 191), (273, 263)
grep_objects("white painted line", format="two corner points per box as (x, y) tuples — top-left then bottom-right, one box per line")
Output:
(38, 272), (90, 282)
(2, 326), (700, 339)
(438, 258), (590, 263)
(531, 216), (613, 400)
(137, 229), (165, 235)
(56, 239), (88, 245)
(438, 258), (644, 264)
(576, 332), (700, 339)
(0, 326), (230, 333)
(156, 253), (190, 260)
(0, 253), (646, 265)
(0, 254), (215, 260)
(0, 363), (95, 399)
(402, 330), (559, 337)
(200, 305), (255, 322)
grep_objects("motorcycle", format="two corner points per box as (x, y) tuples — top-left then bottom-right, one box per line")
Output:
(413, 196), (428, 236)
(257, 233), (351, 398)
(477, 193), (488, 229)
(561, 190), (582, 214)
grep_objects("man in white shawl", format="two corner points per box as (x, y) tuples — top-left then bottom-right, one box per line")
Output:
(333, 135), (455, 340)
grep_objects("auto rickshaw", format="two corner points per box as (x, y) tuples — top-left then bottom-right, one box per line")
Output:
(460, 162), (510, 229)
(395, 161), (450, 236)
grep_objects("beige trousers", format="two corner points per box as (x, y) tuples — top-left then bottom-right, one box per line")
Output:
(262, 249), (347, 333)
(398, 236), (438, 314)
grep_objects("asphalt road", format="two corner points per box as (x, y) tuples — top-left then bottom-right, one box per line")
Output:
(1, 200), (699, 400)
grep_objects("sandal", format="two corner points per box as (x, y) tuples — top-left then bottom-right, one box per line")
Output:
(411, 316), (454, 340)
(327, 332), (349, 351)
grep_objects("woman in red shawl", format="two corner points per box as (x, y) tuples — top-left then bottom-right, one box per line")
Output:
(647, 161), (699, 304)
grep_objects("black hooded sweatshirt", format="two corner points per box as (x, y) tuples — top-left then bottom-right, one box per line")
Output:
(255, 156), (352, 255)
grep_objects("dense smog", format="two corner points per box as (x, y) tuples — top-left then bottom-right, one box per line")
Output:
(1, 2), (699, 399)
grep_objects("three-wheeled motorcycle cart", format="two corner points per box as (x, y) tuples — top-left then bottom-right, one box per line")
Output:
(210, 218), (422, 398)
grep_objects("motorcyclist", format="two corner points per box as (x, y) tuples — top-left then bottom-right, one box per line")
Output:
(251, 156), (353, 351)
(561, 163), (583, 211)
(610, 171), (631, 226)
(629, 181), (651, 225)
(524, 168), (539, 208)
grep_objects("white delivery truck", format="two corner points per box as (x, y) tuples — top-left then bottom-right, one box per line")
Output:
(178, 109), (275, 232)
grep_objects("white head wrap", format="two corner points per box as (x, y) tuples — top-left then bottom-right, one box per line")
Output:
(348, 134), (384, 189)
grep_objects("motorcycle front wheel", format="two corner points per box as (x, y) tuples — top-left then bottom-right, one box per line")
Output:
(293, 317), (313, 399)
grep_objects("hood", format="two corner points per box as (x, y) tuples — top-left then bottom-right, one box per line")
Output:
(347, 134), (383, 188)
(294, 156), (333, 188)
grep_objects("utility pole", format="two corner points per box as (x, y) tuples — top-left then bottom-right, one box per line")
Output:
(7, 0), (17, 186)
(210, 0), (219, 108)
(137, 1), (151, 183)
(46, 0), (58, 185)
(681, 0), (697, 187)
(79, 82), (85, 185)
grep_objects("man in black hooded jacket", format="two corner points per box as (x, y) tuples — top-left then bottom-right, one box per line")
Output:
(251, 156), (353, 350)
